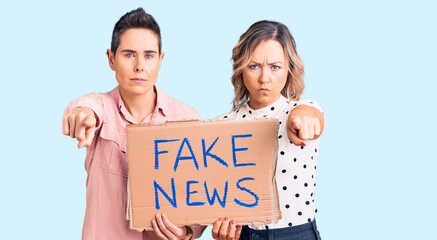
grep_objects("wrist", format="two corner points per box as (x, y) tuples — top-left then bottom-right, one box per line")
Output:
(181, 226), (193, 240)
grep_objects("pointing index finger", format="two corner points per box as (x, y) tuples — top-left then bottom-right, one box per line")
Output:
(62, 115), (70, 135)
(289, 117), (301, 131)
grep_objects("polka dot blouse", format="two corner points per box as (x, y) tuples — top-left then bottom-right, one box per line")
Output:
(219, 96), (324, 229)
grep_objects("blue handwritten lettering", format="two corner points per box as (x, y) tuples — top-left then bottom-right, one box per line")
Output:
(174, 138), (199, 171)
(154, 139), (179, 169)
(154, 178), (177, 210)
(186, 181), (205, 206)
(204, 181), (228, 208)
(231, 134), (255, 167)
(202, 137), (228, 168)
(234, 177), (259, 208)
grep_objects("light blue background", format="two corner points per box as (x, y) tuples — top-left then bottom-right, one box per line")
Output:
(1, 0), (436, 239)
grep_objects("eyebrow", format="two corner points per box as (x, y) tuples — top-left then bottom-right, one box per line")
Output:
(250, 60), (283, 65)
(120, 49), (158, 54)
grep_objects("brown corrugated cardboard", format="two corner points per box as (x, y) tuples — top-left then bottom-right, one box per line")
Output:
(126, 119), (281, 231)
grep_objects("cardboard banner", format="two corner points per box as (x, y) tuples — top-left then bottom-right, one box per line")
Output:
(126, 119), (281, 231)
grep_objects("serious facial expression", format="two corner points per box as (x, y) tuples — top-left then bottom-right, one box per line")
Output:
(242, 40), (288, 110)
(107, 28), (164, 97)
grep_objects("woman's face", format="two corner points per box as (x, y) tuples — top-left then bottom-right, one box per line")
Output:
(107, 28), (164, 98)
(242, 40), (288, 110)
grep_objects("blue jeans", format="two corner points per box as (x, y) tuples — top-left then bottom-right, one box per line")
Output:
(239, 219), (321, 240)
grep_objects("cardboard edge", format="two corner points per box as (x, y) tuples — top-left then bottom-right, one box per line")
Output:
(125, 118), (274, 130)
(126, 177), (130, 221)
(244, 118), (281, 227)
(270, 119), (282, 224)
(126, 119), (200, 129)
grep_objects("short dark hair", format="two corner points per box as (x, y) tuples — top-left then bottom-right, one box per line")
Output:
(111, 7), (162, 55)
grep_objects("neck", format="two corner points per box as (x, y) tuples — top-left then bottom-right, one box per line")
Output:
(119, 87), (157, 123)
(248, 95), (282, 110)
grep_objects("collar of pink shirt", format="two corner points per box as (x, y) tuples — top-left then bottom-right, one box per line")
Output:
(108, 85), (168, 124)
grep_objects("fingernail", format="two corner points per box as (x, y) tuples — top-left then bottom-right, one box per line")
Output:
(300, 142), (306, 146)
(231, 220), (235, 225)
(224, 217), (228, 221)
(238, 225), (242, 228)
(218, 218), (222, 222)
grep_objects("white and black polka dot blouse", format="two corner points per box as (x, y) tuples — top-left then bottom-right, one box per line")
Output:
(219, 96), (324, 229)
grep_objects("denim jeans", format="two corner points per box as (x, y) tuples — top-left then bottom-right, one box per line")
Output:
(239, 219), (321, 240)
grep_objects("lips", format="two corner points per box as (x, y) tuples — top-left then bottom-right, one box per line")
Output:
(259, 88), (270, 92)
(131, 78), (146, 83)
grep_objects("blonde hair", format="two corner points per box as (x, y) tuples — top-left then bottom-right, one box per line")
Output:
(231, 20), (305, 110)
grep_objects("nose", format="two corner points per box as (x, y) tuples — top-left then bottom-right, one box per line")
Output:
(135, 58), (145, 72)
(258, 67), (269, 83)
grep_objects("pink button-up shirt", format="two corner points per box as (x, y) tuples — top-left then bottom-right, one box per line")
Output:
(64, 86), (206, 240)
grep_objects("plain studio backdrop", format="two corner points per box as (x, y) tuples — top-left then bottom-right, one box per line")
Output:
(0, 0), (436, 239)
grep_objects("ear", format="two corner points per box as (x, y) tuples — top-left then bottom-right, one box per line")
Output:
(159, 51), (165, 63)
(107, 49), (116, 71)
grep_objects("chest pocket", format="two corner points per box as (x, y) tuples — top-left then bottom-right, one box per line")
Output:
(99, 122), (128, 177)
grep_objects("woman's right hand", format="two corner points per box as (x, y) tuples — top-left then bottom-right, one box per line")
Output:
(211, 217), (242, 240)
(62, 107), (98, 148)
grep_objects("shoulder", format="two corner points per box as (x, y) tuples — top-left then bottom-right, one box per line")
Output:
(78, 88), (118, 105)
(66, 89), (116, 113)
(164, 95), (200, 120)
(216, 107), (243, 120)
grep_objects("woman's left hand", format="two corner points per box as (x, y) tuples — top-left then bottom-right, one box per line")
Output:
(152, 213), (190, 240)
(211, 217), (242, 240)
(287, 105), (325, 146)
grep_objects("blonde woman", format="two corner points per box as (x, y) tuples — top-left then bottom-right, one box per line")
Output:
(212, 20), (324, 240)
